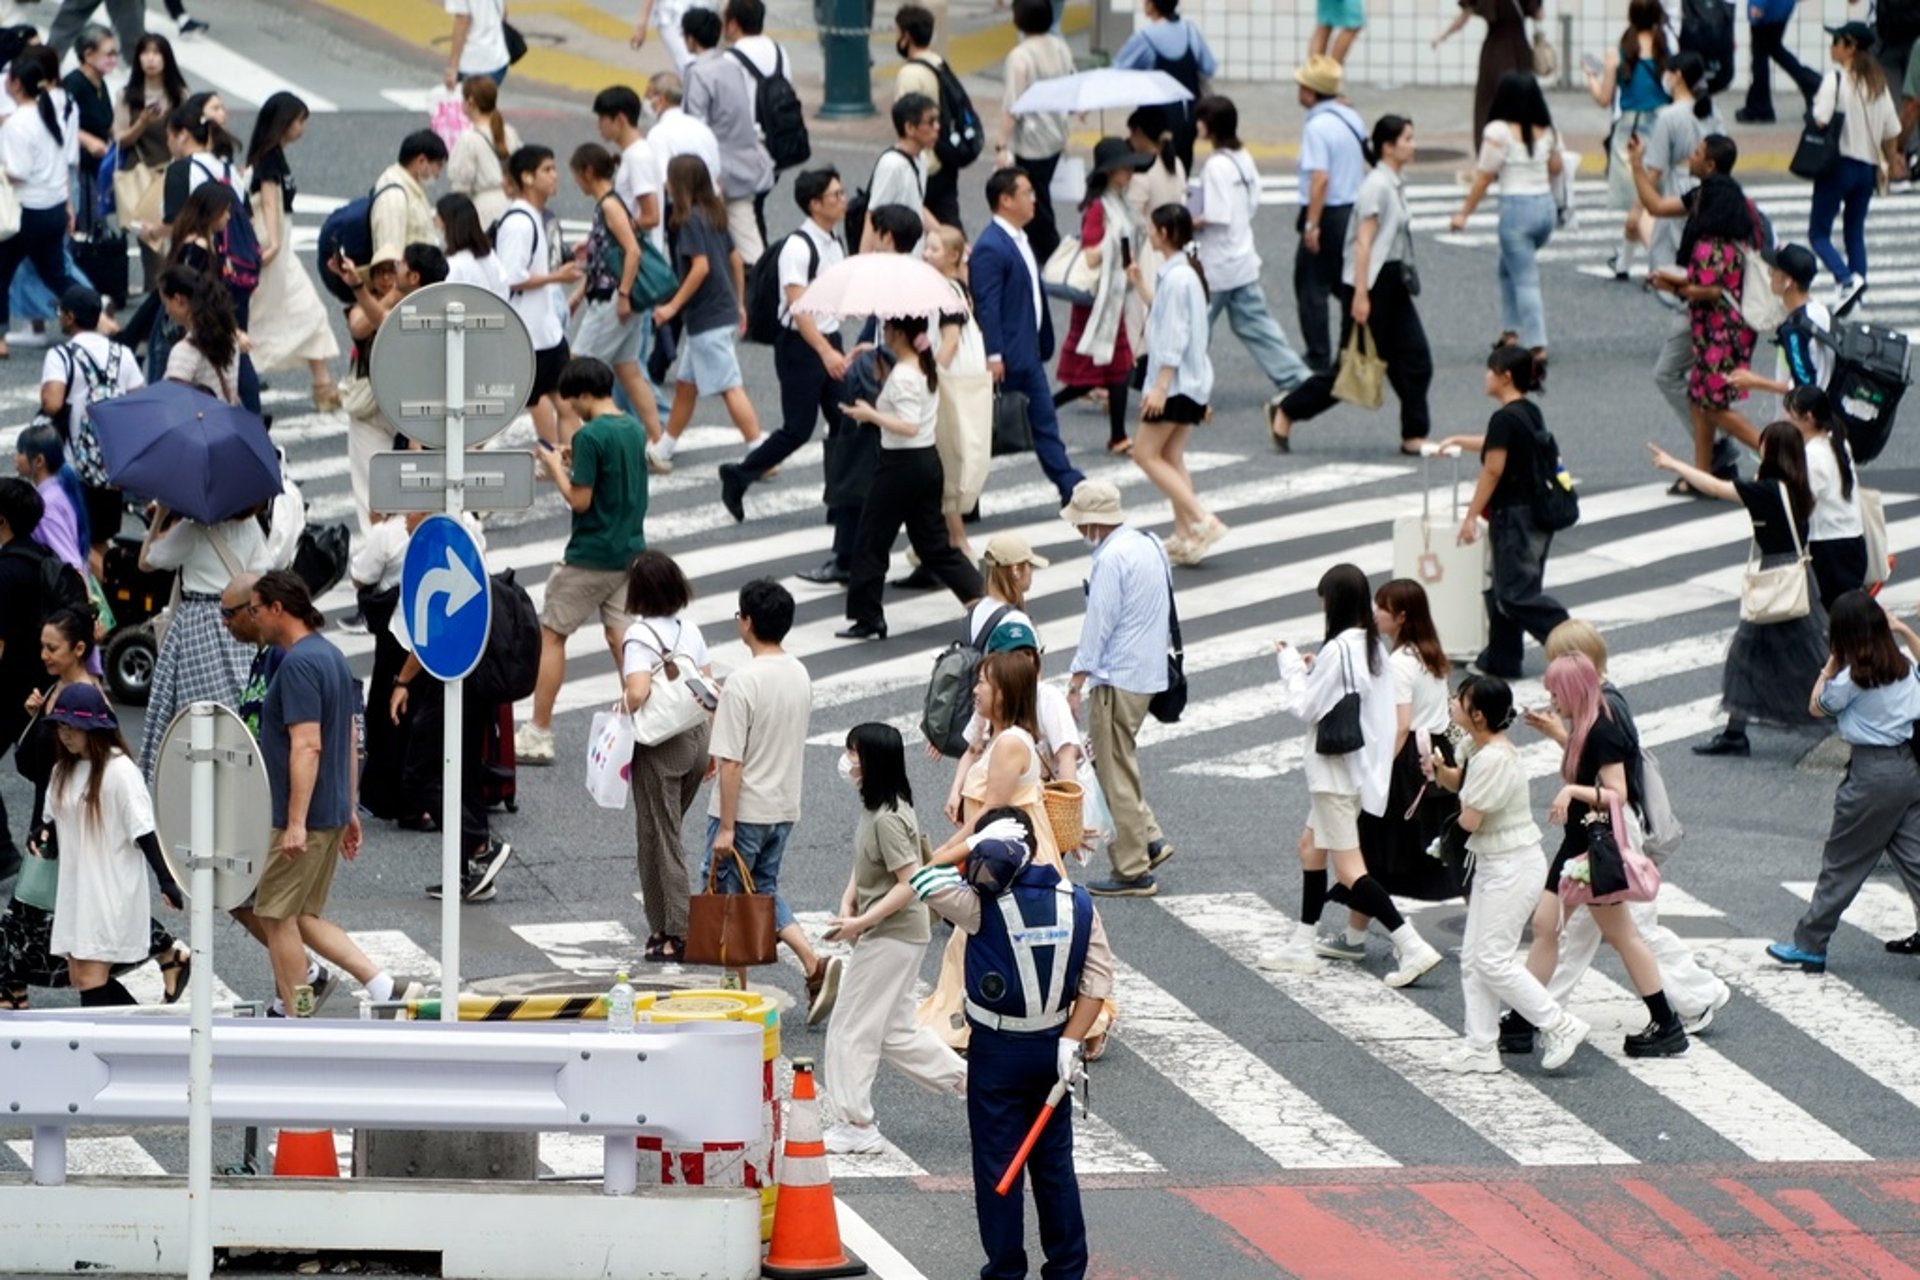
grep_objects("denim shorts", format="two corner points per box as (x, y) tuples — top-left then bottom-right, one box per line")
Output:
(676, 324), (744, 396)
(702, 817), (795, 931)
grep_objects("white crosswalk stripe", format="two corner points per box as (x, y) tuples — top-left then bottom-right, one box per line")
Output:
(13, 872), (1920, 1180)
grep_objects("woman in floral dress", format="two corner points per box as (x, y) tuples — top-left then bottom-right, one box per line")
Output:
(1653, 175), (1760, 479)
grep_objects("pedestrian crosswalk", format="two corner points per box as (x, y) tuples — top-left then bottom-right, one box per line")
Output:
(3, 871), (1917, 1182)
(1258, 172), (1920, 338)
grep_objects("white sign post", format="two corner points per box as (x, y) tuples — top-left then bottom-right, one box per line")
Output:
(369, 283), (533, 1022)
(155, 702), (269, 1280)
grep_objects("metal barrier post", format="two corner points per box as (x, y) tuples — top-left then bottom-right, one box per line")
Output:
(30, 1124), (64, 1186)
(815, 0), (875, 119)
(602, 1134), (637, 1196)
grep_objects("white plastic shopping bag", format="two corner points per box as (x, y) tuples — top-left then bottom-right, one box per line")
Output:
(585, 706), (636, 810)
(428, 85), (471, 152)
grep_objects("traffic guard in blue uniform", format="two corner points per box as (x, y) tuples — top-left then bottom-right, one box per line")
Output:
(912, 808), (1115, 1280)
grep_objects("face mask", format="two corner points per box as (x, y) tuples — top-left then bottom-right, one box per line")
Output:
(1083, 533), (1101, 550)
(837, 752), (856, 782)
(896, 36), (912, 58)
(641, 99), (659, 123)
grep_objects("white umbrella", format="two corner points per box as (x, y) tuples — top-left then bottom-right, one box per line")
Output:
(791, 254), (957, 319)
(1010, 68), (1194, 116)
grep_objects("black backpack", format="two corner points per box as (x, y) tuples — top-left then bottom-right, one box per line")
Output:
(731, 47), (810, 172)
(744, 229), (818, 345)
(316, 181), (406, 304)
(921, 605), (1012, 757)
(909, 56), (984, 172)
(1517, 401), (1580, 532)
(844, 147), (912, 256)
(1678, 0), (1735, 94)
(3, 540), (89, 626)
(468, 569), (540, 704)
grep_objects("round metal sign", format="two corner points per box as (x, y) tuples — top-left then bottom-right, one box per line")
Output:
(154, 702), (272, 912)
(368, 281), (536, 449)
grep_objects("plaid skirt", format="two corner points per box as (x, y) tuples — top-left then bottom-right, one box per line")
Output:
(139, 596), (252, 781)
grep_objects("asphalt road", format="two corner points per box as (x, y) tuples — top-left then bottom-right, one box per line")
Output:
(4, 4), (1920, 1277)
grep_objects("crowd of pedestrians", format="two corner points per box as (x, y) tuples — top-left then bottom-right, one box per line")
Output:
(6, 5), (1920, 1276)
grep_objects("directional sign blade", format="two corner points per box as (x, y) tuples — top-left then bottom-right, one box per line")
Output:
(369, 450), (537, 514)
(400, 515), (492, 682)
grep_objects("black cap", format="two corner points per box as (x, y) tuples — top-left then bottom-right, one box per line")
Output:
(1764, 243), (1818, 290)
(1825, 21), (1876, 47)
(58, 285), (102, 329)
(1089, 137), (1155, 179)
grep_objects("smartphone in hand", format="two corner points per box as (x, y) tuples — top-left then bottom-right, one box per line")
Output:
(1120, 238), (1133, 268)
(1581, 53), (1604, 77)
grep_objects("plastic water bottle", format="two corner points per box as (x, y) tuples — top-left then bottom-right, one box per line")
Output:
(607, 971), (637, 1033)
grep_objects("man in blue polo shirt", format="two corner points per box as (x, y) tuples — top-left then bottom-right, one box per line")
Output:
(1294, 54), (1367, 375)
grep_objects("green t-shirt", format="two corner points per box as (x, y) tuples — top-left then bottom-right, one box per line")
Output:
(565, 412), (649, 570)
(854, 804), (930, 945)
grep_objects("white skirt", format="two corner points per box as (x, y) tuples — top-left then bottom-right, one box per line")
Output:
(247, 198), (341, 373)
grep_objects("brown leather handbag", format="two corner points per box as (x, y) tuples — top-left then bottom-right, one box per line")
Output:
(684, 849), (779, 967)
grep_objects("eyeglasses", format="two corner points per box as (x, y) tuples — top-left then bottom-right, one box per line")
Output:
(219, 605), (244, 620)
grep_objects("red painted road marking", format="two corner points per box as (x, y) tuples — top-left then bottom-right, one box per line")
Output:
(1413, 1180), (1649, 1280)
(1723, 1182), (1920, 1280)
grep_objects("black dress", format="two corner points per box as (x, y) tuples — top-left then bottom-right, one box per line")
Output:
(1723, 481), (1827, 727)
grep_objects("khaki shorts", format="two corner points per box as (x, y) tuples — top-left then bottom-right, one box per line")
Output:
(1308, 791), (1362, 853)
(541, 563), (631, 636)
(253, 826), (346, 921)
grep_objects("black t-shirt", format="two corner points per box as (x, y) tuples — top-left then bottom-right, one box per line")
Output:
(1559, 708), (1636, 858)
(62, 70), (113, 171)
(0, 545), (47, 718)
(673, 207), (738, 336)
(1736, 478), (1806, 557)
(248, 146), (296, 214)
(1483, 400), (1540, 511)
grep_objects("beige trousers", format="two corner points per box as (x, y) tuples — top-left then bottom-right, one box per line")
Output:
(823, 933), (966, 1129)
(725, 197), (765, 267)
(347, 412), (392, 543)
(1089, 684), (1162, 880)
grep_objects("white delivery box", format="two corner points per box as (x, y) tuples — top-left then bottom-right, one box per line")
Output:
(1391, 446), (1490, 662)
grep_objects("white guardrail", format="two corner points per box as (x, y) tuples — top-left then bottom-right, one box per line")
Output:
(2, 1015), (763, 1194)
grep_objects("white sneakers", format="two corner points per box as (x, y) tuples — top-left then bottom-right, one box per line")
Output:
(1256, 922), (1325, 974)
(1383, 927), (1443, 989)
(823, 1124), (885, 1156)
(1439, 1042), (1502, 1074)
(515, 722), (555, 765)
(1538, 1011), (1591, 1071)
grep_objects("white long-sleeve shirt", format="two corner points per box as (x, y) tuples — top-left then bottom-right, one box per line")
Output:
(1276, 627), (1396, 816)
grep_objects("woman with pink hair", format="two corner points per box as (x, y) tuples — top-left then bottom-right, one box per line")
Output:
(1517, 652), (1690, 1059)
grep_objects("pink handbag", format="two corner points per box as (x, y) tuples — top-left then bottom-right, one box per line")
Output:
(1558, 787), (1661, 908)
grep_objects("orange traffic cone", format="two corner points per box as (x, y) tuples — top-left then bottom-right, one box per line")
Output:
(272, 1129), (340, 1177)
(762, 1059), (866, 1279)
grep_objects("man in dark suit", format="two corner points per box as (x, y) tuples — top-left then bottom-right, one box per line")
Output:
(970, 168), (1084, 504)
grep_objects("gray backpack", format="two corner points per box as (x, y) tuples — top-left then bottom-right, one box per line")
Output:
(920, 604), (1012, 758)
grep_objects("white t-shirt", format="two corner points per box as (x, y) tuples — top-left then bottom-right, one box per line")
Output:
(166, 339), (243, 405)
(876, 361), (937, 449)
(494, 200), (565, 350)
(1194, 148), (1262, 292)
(2, 101), (71, 207)
(616, 137), (665, 254)
(648, 107), (723, 183)
(967, 599), (1036, 648)
(730, 35), (780, 80)
(1389, 645), (1450, 735)
(966, 683), (1080, 772)
(777, 218), (842, 332)
(707, 651), (811, 824)
(446, 0), (510, 75)
(144, 515), (268, 596)
(444, 248), (510, 300)
(350, 517), (409, 592)
(47, 751), (159, 964)
(44, 332), (145, 425)
(867, 147), (928, 221)
(622, 614), (711, 676)
(1477, 122), (1556, 196)
(1807, 434), (1865, 542)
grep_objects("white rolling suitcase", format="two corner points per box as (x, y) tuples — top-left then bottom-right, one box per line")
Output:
(1391, 446), (1489, 662)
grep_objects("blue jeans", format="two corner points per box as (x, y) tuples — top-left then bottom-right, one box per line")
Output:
(460, 65), (510, 86)
(1497, 192), (1555, 349)
(1809, 157), (1878, 286)
(1207, 282), (1310, 392)
(702, 817), (795, 931)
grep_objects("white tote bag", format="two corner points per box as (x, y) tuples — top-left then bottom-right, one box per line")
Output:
(631, 621), (718, 746)
(0, 174), (20, 242)
(585, 706), (637, 810)
(1739, 482), (1811, 624)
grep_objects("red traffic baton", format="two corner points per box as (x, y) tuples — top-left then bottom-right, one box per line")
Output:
(994, 1078), (1070, 1196)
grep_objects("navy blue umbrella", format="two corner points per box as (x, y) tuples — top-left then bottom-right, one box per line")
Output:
(89, 383), (281, 525)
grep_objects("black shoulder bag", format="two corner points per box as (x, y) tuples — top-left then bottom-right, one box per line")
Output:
(1314, 641), (1365, 755)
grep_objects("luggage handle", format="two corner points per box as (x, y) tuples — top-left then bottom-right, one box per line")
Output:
(1417, 442), (1464, 524)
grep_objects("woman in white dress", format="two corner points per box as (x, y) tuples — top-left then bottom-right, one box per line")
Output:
(44, 683), (183, 1007)
(445, 75), (519, 230)
(244, 92), (341, 410)
(924, 224), (991, 562)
